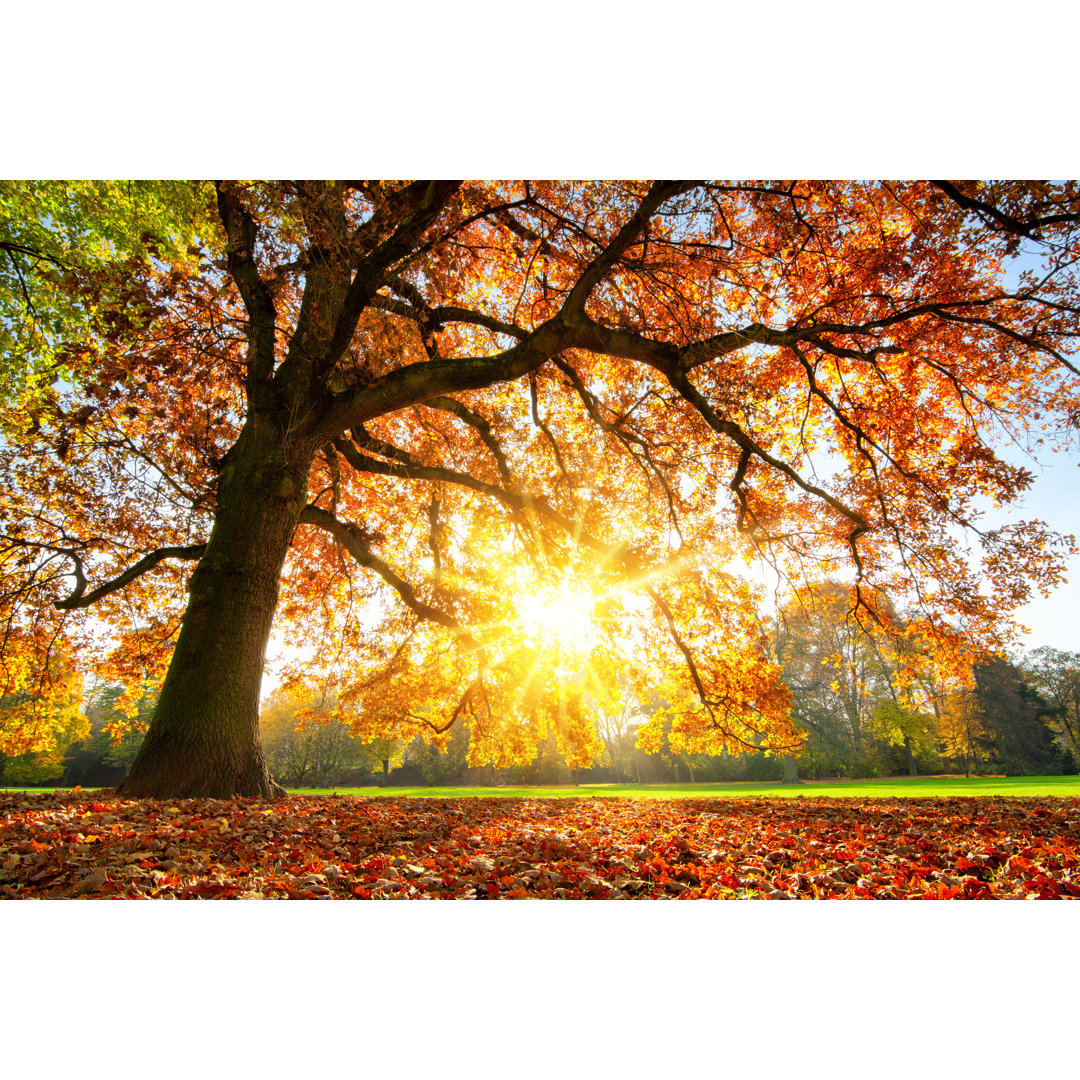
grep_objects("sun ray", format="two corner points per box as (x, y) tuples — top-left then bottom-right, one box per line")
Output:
(517, 583), (596, 654)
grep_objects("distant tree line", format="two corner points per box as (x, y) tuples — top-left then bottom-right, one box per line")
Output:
(2, 585), (1078, 787)
(767, 584), (1078, 782)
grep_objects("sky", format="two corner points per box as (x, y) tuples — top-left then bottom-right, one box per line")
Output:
(977, 242), (1080, 654)
(996, 443), (1080, 652)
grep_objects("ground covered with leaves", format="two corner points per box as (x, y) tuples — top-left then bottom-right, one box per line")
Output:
(2, 790), (1079, 899)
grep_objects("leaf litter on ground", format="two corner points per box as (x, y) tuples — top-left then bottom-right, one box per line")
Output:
(1, 790), (1078, 899)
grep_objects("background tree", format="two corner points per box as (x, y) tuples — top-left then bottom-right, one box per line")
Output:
(772, 581), (955, 777)
(1, 180), (1078, 797)
(866, 701), (939, 776)
(353, 735), (406, 788)
(1024, 647), (1080, 760)
(936, 689), (992, 777)
(0, 689), (87, 784)
(772, 582), (884, 776)
(258, 689), (364, 788)
(970, 657), (1067, 776)
(59, 681), (154, 787)
(594, 679), (644, 782)
(0, 657), (85, 782)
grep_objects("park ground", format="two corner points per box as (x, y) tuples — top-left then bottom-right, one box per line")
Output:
(2, 776), (1078, 899)
(280, 775), (1080, 798)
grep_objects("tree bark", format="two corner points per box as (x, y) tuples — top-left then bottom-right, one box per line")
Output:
(118, 423), (312, 798)
(904, 735), (918, 776)
(781, 756), (804, 785)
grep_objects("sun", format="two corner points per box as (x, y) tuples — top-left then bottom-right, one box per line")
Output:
(517, 584), (596, 653)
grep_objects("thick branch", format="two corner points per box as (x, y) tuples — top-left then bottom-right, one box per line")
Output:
(297, 504), (477, 647)
(932, 181), (1080, 238)
(561, 181), (699, 313)
(54, 544), (206, 610)
(0, 239), (67, 270)
(321, 181), (463, 374)
(313, 320), (570, 439)
(311, 182), (699, 441)
(214, 182), (278, 395)
(333, 434), (629, 569)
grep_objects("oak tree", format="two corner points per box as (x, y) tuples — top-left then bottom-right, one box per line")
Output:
(1, 180), (1078, 797)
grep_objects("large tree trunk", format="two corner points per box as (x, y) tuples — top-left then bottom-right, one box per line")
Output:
(118, 425), (312, 799)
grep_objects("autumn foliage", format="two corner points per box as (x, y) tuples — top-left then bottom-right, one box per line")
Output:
(2, 181), (1079, 795)
(2, 789), (1078, 899)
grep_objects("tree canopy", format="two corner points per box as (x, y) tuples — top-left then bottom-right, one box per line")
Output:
(1, 180), (1078, 797)
(0, 181), (207, 410)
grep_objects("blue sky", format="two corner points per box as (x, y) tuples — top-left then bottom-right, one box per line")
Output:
(984, 243), (1079, 654)
(1000, 444), (1080, 652)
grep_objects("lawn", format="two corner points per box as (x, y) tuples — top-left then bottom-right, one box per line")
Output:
(286, 775), (1080, 798)
(4, 775), (1078, 799)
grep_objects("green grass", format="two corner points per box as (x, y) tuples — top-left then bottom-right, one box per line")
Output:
(286, 776), (1080, 799)
(5, 776), (1078, 799)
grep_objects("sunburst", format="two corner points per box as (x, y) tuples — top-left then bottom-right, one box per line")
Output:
(517, 583), (596, 653)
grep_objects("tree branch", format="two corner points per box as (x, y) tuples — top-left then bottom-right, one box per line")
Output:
(310, 182), (700, 441)
(932, 181), (1080, 238)
(297, 504), (477, 648)
(422, 396), (515, 486)
(54, 544), (206, 610)
(646, 586), (768, 752)
(333, 434), (630, 570)
(214, 182), (278, 396)
(321, 181), (463, 374)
